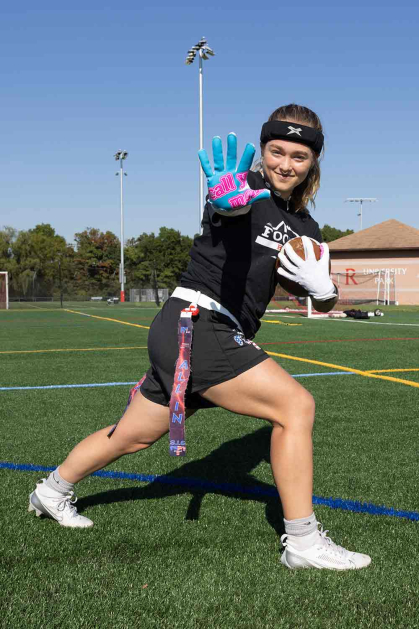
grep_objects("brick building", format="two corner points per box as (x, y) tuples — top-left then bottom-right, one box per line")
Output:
(328, 220), (419, 305)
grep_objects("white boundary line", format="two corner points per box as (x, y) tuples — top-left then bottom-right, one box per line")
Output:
(326, 319), (419, 327)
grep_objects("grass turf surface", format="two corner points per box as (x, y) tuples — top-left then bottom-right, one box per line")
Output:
(1, 303), (419, 628)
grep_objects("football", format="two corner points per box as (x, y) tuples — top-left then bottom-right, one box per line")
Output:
(276, 237), (323, 297)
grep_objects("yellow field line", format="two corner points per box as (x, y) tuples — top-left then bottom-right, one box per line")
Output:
(261, 319), (302, 327)
(64, 309), (150, 330)
(10, 308), (417, 388)
(266, 350), (419, 389)
(366, 368), (419, 374)
(0, 346), (148, 355)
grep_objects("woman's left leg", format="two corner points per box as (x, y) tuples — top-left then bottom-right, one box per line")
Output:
(199, 357), (314, 520)
(199, 357), (371, 570)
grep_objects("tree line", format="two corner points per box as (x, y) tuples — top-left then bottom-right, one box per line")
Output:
(0, 224), (193, 301)
(0, 223), (353, 301)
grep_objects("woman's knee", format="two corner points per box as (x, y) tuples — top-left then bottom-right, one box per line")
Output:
(298, 389), (316, 418)
(113, 429), (167, 455)
(112, 406), (199, 457)
(272, 387), (315, 431)
(121, 440), (156, 455)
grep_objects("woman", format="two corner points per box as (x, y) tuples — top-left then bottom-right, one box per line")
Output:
(29, 104), (371, 571)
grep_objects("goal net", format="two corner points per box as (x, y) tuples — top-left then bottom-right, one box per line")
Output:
(332, 270), (396, 306)
(0, 272), (9, 310)
(267, 269), (396, 318)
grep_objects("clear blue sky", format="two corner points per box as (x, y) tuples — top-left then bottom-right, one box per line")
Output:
(2, 1), (418, 244)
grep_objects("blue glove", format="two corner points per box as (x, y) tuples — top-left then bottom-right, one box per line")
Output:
(198, 133), (270, 212)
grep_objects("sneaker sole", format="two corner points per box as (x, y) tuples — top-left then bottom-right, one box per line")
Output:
(281, 549), (370, 570)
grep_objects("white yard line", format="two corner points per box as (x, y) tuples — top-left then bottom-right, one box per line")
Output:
(326, 318), (419, 327)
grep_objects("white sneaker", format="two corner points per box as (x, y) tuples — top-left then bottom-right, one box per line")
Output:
(28, 479), (94, 528)
(281, 525), (371, 570)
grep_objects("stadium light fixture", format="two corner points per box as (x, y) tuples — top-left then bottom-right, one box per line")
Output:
(185, 37), (215, 233)
(115, 150), (128, 161)
(115, 150), (129, 302)
(345, 198), (378, 231)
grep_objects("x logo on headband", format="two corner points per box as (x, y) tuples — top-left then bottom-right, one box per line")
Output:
(287, 126), (302, 136)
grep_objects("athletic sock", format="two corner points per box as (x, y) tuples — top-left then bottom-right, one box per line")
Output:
(284, 512), (319, 550)
(45, 467), (75, 495)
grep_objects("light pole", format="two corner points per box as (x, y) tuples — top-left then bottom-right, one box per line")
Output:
(185, 37), (215, 233)
(56, 252), (63, 309)
(115, 150), (128, 302)
(345, 198), (377, 231)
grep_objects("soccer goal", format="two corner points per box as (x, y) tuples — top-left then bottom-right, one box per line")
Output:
(332, 270), (396, 306)
(0, 272), (9, 309)
(266, 269), (397, 319)
(266, 285), (344, 319)
(375, 269), (397, 305)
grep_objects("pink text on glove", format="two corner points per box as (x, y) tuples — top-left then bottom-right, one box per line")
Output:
(228, 189), (265, 208)
(208, 172), (249, 200)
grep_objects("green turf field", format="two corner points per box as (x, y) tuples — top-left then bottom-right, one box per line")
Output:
(1, 302), (419, 628)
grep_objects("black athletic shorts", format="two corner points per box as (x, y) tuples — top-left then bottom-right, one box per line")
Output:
(140, 297), (269, 409)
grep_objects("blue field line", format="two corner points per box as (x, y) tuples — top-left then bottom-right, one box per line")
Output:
(0, 371), (356, 392)
(0, 382), (138, 391)
(293, 371), (355, 378)
(1, 460), (418, 522)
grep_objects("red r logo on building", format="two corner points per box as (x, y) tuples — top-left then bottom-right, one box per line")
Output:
(345, 269), (358, 285)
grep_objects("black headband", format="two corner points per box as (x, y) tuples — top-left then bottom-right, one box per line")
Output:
(260, 121), (324, 154)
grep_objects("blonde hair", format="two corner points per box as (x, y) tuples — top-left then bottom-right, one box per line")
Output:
(258, 104), (324, 213)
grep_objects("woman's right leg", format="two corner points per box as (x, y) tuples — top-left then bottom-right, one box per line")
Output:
(59, 391), (172, 484)
(29, 392), (192, 527)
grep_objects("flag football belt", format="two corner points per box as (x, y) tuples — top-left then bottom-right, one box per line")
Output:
(106, 373), (147, 439)
(168, 288), (243, 457)
(108, 288), (242, 457)
(171, 287), (242, 330)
